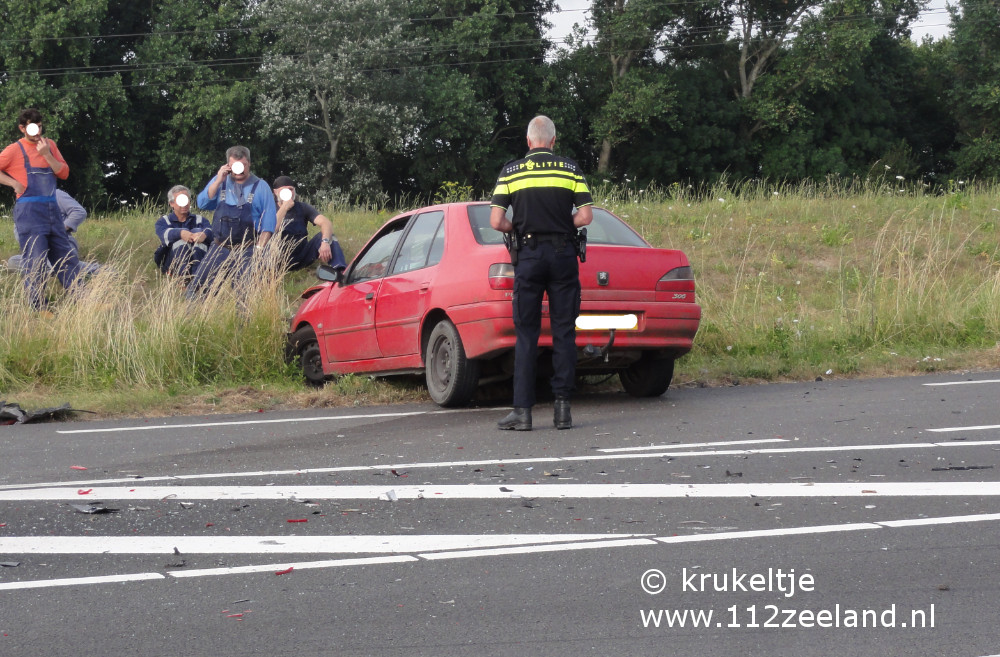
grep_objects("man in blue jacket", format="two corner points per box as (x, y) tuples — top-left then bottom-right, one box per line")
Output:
(185, 145), (276, 297)
(153, 184), (212, 279)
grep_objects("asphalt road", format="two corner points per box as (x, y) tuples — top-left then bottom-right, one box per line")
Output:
(2, 372), (1000, 656)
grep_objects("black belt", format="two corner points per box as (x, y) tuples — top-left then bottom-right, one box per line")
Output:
(524, 232), (570, 244)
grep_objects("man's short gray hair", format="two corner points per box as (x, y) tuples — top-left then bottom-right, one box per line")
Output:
(167, 185), (190, 204)
(527, 116), (556, 144)
(226, 145), (251, 165)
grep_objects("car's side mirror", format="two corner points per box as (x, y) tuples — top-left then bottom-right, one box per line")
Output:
(316, 263), (345, 285)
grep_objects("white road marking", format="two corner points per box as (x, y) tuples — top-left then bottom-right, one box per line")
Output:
(0, 572), (166, 590)
(597, 438), (787, 452)
(928, 424), (1000, 433)
(0, 534), (649, 554)
(923, 380), (1000, 386)
(418, 537), (657, 560)
(54, 408), (493, 434)
(167, 555), (416, 579)
(4, 438), (999, 492)
(1, 511), (998, 591)
(3, 481), (1000, 502)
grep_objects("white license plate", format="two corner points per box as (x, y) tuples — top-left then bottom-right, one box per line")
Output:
(575, 314), (638, 331)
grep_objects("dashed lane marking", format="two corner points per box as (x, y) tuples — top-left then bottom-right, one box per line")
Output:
(1, 512), (998, 591)
(3, 481), (1000, 502)
(4, 438), (1000, 491)
(54, 408), (494, 434)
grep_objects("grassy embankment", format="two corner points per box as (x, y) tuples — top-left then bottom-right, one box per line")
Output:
(1, 180), (998, 418)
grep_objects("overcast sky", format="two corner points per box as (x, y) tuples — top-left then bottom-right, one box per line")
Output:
(545, 0), (953, 44)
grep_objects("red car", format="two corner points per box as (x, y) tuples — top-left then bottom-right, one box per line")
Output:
(286, 202), (701, 406)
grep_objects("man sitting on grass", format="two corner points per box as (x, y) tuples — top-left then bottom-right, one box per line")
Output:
(153, 184), (212, 280)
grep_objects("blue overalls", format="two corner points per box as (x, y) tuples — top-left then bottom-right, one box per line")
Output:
(13, 142), (83, 308)
(185, 181), (259, 297)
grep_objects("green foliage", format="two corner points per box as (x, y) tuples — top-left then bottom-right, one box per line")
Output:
(433, 181), (476, 204)
(947, 0), (1000, 179)
(0, 0), (991, 213)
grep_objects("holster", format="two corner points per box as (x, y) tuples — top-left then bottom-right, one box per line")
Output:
(503, 232), (522, 266)
(575, 228), (587, 263)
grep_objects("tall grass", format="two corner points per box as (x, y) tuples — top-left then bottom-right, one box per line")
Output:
(590, 178), (1000, 381)
(1, 239), (296, 392)
(2, 181), (1000, 414)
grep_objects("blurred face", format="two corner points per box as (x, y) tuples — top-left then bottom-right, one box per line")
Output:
(229, 157), (249, 183)
(19, 122), (42, 143)
(275, 186), (295, 203)
(170, 191), (191, 217)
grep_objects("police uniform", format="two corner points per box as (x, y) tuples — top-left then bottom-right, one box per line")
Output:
(490, 147), (593, 425)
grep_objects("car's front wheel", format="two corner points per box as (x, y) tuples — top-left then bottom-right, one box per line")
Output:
(289, 326), (327, 387)
(619, 353), (675, 398)
(425, 320), (480, 407)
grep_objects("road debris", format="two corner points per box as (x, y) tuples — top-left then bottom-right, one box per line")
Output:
(0, 401), (93, 424)
(68, 503), (118, 514)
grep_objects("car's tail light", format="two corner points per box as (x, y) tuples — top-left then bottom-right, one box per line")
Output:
(488, 263), (515, 290)
(656, 266), (695, 301)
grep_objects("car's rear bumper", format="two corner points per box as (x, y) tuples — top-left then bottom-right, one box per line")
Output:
(450, 300), (701, 360)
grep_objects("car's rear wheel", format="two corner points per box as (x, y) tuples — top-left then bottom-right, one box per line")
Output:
(619, 354), (675, 397)
(289, 326), (327, 387)
(425, 320), (480, 407)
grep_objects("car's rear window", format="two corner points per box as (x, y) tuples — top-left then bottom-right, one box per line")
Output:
(467, 205), (649, 247)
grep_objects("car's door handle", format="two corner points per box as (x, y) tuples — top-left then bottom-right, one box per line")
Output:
(365, 292), (374, 301)
(420, 282), (430, 292)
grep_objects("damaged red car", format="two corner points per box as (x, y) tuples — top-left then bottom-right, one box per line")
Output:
(286, 202), (701, 406)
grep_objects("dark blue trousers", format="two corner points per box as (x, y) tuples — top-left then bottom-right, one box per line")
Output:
(511, 239), (581, 408)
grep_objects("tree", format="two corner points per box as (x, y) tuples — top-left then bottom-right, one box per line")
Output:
(586, 0), (680, 174)
(728, 0), (924, 152)
(0, 0), (131, 204)
(946, 0), (1000, 178)
(255, 0), (422, 199)
(131, 0), (267, 197)
(399, 0), (556, 197)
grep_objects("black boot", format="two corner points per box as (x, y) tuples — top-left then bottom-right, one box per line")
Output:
(498, 407), (532, 431)
(554, 398), (571, 429)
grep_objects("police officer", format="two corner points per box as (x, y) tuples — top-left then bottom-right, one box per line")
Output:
(0, 108), (86, 309)
(186, 145), (277, 297)
(490, 116), (593, 431)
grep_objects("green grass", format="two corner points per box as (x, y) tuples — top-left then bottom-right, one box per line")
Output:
(3, 180), (1000, 418)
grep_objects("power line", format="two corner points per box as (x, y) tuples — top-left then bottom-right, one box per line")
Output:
(0, 3), (978, 93)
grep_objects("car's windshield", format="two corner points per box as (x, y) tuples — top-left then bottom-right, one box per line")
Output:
(466, 204), (648, 247)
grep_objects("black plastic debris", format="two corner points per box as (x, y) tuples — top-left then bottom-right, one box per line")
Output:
(69, 503), (118, 514)
(1, 400), (93, 425)
(0, 561), (20, 568)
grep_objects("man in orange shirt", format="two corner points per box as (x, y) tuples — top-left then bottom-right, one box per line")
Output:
(0, 108), (85, 309)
